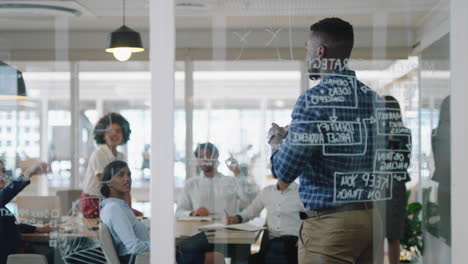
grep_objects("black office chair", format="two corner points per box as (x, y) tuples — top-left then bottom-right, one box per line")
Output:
(249, 225), (298, 264)
(249, 226), (269, 264)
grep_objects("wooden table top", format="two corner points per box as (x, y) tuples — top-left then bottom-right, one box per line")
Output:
(22, 216), (99, 242)
(23, 218), (262, 245)
(175, 220), (262, 245)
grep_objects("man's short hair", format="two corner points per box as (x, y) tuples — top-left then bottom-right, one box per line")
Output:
(310, 17), (354, 59)
(194, 142), (219, 159)
(93, 112), (131, 145)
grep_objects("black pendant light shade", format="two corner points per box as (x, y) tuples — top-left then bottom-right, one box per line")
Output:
(0, 61), (27, 99)
(106, 25), (144, 52)
(105, 0), (144, 61)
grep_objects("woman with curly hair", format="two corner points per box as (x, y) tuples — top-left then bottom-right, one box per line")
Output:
(79, 112), (142, 218)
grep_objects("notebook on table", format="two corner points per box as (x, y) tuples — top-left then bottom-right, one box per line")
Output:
(177, 216), (213, 222)
(198, 223), (266, 232)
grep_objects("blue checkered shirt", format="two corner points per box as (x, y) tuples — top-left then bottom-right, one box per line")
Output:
(271, 69), (388, 210)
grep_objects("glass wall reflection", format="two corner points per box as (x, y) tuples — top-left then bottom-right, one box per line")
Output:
(0, 0), (454, 263)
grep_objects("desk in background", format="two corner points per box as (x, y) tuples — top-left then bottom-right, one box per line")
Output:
(21, 216), (101, 264)
(176, 220), (262, 263)
(23, 218), (262, 264)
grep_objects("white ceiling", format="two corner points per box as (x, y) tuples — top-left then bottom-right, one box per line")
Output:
(0, 0), (442, 30)
(0, 0), (449, 106)
(0, 0), (448, 61)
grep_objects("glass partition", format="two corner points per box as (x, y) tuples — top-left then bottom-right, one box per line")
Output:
(173, 1), (450, 264)
(0, 2), (151, 263)
(420, 34), (451, 263)
(0, 0), (456, 263)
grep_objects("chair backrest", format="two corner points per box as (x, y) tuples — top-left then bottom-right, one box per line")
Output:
(16, 196), (61, 223)
(258, 223), (270, 255)
(7, 254), (47, 264)
(135, 252), (150, 264)
(99, 223), (121, 264)
(56, 189), (82, 215)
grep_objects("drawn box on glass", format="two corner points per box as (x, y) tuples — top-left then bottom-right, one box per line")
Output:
(375, 108), (412, 136)
(305, 73), (358, 109)
(49, 240), (57, 248)
(16, 196), (61, 223)
(333, 172), (393, 203)
(288, 120), (363, 146)
(373, 149), (411, 182)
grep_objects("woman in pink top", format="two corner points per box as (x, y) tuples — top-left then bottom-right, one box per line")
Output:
(79, 112), (142, 218)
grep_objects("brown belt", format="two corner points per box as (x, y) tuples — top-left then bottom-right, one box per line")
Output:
(299, 202), (374, 220)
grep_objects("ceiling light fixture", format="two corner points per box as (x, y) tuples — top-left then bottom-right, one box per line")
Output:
(0, 1), (93, 17)
(105, 0), (144, 62)
(0, 62), (27, 100)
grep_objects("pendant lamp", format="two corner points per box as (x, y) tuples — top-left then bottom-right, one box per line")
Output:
(105, 0), (144, 61)
(0, 62), (27, 100)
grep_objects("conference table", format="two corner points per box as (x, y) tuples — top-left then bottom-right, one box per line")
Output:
(22, 218), (262, 264)
(22, 217), (99, 243)
(175, 220), (263, 263)
(22, 216), (100, 264)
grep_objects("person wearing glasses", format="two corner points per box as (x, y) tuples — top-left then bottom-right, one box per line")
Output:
(176, 142), (257, 219)
(79, 112), (142, 218)
(0, 160), (50, 263)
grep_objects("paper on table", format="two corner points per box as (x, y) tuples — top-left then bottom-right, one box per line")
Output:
(177, 216), (213, 222)
(198, 223), (225, 231)
(198, 223), (265, 232)
(179, 233), (215, 238)
(225, 223), (266, 232)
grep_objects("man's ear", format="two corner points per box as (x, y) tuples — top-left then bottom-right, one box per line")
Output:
(317, 46), (326, 59)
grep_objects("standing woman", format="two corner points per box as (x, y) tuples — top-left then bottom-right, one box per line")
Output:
(79, 112), (142, 218)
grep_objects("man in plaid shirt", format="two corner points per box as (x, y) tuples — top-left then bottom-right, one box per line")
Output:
(269, 18), (386, 264)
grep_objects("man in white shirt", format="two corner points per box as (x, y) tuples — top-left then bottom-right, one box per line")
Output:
(176, 142), (257, 219)
(225, 179), (303, 264)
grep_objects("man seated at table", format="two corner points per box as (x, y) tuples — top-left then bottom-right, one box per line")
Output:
(176, 142), (258, 219)
(0, 160), (51, 263)
(225, 175), (303, 264)
(100, 161), (225, 264)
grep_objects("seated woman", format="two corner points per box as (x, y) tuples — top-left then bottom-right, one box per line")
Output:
(0, 161), (50, 263)
(99, 161), (225, 264)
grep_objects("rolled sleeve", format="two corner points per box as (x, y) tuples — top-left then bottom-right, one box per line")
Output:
(271, 94), (321, 184)
(0, 178), (30, 207)
(18, 223), (36, 234)
(239, 191), (264, 222)
(271, 140), (312, 184)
